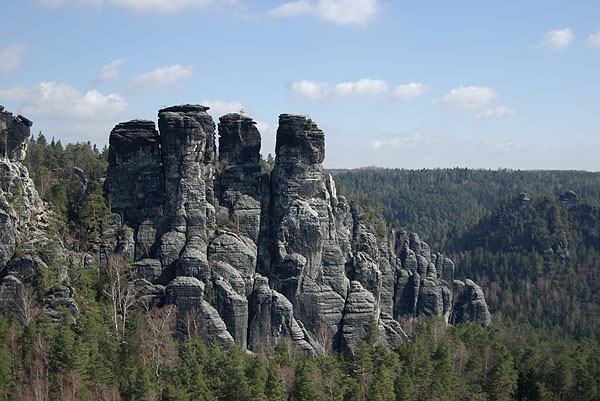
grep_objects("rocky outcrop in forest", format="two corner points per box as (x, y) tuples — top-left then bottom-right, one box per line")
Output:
(103, 105), (491, 353)
(0, 104), (490, 354)
(0, 106), (79, 321)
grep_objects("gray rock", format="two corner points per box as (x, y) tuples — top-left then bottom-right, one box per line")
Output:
(133, 259), (164, 284)
(104, 120), (164, 227)
(208, 230), (257, 295)
(176, 236), (209, 281)
(0, 107), (31, 161)
(248, 275), (315, 353)
(99, 106), (494, 353)
(452, 279), (492, 326)
(378, 312), (408, 348)
(45, 285), (80, 321)
(165, 276), (234, 346)
(339, 281), (377, 350)
(212, 277), (248, 348)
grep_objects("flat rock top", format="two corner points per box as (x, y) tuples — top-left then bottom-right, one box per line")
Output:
(109, 120), (159, 148)
(112, 120), (157, 132)
(159, 104), (210, 113)
(219, 113), (255, 123)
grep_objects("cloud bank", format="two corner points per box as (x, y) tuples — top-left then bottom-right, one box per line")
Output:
(126, 64), (195, 92)
(290, 79), (426, 102)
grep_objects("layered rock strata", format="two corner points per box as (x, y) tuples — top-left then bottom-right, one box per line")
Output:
(102, 105), (491, 353)
(0, 107), (78, 321)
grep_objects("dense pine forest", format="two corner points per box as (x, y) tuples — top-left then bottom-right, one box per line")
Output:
(334, 168), (600, 340)
(0, 139), (599, 400)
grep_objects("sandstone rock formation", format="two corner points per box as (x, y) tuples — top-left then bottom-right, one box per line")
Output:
(0, 103), (491, 354)
(0, 106), (79, 321)
(101, 105), (492, 353)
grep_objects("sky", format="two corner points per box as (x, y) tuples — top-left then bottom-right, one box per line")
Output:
(0, 0), (599, 170)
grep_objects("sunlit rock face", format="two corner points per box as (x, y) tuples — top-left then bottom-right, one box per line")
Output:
(103, 105), (491, 353)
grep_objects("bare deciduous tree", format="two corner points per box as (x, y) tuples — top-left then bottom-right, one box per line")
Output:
(143, 305), (176, 378)
(182, 307), (205, 341)
(103, 253), (137, 340)
(315, 322), (333, 353)
(15, 284), (43, 326)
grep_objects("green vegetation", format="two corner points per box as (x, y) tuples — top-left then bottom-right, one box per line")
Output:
(4, 141), (598, 399)
(453, 193), (600, 340)
(332, 167), (600, 249)
(2, 304), (599, 400)
(334, 168), (600, 341)
(23, 133), (111, 250)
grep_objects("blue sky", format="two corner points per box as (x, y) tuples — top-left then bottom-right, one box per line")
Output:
(1, 0), (599, 170)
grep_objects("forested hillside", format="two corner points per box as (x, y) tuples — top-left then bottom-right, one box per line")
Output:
(1, 137), (599, 400)
(331, 168), (600, 249)
(453, 192), (600, 340)
(334, 168), (600, 341)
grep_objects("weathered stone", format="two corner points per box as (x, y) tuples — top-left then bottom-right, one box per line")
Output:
(133, 259), (164, 284)
(158, 105), (215, 237)
(45, 285), (80, 321)
(247, 275), (315, 353)
(339, 281), (378, 350)
(417, 277), (444, 317)
(212, 277), (248, 349)
(378, 312), (408, 348)
(165, 276), (234, 346)
(452, 279), (492, 326)
(208, 230), (256, 295)
(105, 120), (164, 227)
(98, 106), (493, 353)
(0, 107), (31, 161)
(176, 236), (209, 281)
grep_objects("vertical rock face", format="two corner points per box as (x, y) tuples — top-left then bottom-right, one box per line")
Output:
(158, 105), (215, 238)
(105, 120), (163, 227)
(217, 113), (263, 242)
(269, 114), (349, 342)
(0, 106), (31, 162)
(103, 105), (492, 353)
(0, 106), (49, 319)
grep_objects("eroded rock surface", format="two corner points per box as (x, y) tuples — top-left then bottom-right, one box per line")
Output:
(46, 105), (491, 352)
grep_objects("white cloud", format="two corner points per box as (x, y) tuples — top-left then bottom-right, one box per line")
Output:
(315, 0), (379, 26)
(95, 58), (125, 83)
(110, 0), (238, 13)
(126, 64), (195, 92)
(0, 81), (129, 122)
(433, 86), (499, 110)
(40, 0), (102, 6)
(329, 78), (388, 98)
(0, 81), (129, 144)
(201, 99), (246, 119)
(267, 0), (313, 17)
(267, 0), (380, 26)
(476, 106), (518, 120)
(369, 131), (424, 150)
(586, 30), (600, 47)
(540, 28), (575, 51)
(388, 82), (428, 101)
(0, 44), (26, 76)
(290, 80), (330, 99)
(290, 78), (390, 101)
(40, 0), (238, 13)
